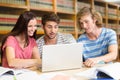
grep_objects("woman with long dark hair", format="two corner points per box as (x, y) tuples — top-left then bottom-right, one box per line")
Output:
(1, 11), (41, 70)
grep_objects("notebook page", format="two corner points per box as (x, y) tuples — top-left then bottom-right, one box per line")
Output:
(96, 62), (120, 79)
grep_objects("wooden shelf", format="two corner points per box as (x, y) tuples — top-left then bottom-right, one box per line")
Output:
(30, 7), (54, 12)
(36, 31), (44, 35)
(108, 18), (118, 20)
(0, 31), (10, 34)
(57, 11), (75, 15)
(0, 3), (28, 9)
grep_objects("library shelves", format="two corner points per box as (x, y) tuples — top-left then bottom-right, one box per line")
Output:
(0, 0), (78, 39)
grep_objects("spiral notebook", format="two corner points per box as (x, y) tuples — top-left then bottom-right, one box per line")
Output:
(42, 43), (83, 72)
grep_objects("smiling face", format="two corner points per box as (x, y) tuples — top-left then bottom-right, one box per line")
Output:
(79, 14), (96, 34)
(43, 21), (58, 39)
(27, 18), (37, 36)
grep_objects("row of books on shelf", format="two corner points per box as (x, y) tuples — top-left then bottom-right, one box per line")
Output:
(77, 1), (118, 19)
(95, 5), (105, 17)
(30, 0), (74, 13)
(30, 0), (53, 10)
(0, 0), (75, 12)
(77, 1), (90, 12)
(0, 13), (75, 33)
(108, 15), (117, 19)
(94, 5), (118, 19)
(0, 0), (26, 6)
(0, 14), (119, 34)
(0, 26), (75, 33)
(0, 14), (18, 34)
(107, 24), (118, 28)
(57, 0), (74, 13)
(1, 0), (120, 16)
(59, 26), (75, 33)
(0, 26), (75, 34)
(0, 13), (74, 26)
(108, 8), (118, 19)
(108, 8), (117, 15)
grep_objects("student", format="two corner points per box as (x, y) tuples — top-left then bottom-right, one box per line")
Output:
(36, 12), (76, 57)
(77, 7), (118, 67)
(1, 11), (41, 70)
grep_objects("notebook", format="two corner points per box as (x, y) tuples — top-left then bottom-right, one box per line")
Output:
(42, 43), (83, 72)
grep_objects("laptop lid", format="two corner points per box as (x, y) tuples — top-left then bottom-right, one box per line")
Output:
(42, 43), (83, 72)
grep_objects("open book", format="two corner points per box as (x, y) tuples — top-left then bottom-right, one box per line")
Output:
(0, 67), (31, 76)
(75, 62), (120, 80)
(0, 67), (76, 80)
(0, 67), (38, 80)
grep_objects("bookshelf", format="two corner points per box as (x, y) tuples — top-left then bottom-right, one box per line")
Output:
(0, 0), (120, 60)
(0, 0), (77, 38)
(94, 0), (107, 28)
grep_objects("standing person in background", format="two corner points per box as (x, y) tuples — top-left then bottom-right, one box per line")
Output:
(77, 7), (118, 67)
(1, 11), (41, 70)
(36, 12), (76, 58)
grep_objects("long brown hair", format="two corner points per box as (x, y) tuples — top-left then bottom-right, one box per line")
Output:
(1, 11), (37, 61)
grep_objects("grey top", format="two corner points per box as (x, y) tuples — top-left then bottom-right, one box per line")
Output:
(36, 32), (76, 58)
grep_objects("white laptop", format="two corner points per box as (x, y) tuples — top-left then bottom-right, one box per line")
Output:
(42, 43), (83, 72)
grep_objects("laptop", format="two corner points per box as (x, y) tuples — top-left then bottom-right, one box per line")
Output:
(42, 43), (83, 72)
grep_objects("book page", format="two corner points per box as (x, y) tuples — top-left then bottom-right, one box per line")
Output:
(75, 67), (97, 79)
(0, 68), (39, 80)
(0, 74), (14, 80)
(0, 67), (31, 76)
(0, 67), (14, 76)
(13, 69), (31, 75)
(96, 62), (120, 79)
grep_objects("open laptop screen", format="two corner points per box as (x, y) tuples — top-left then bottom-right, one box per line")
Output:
(42, 43), (83, 72)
